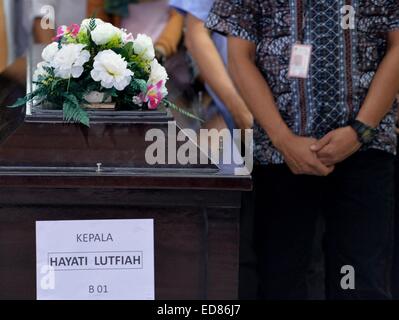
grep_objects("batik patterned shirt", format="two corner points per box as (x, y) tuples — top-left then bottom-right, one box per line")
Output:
(207, 0), (399, 165)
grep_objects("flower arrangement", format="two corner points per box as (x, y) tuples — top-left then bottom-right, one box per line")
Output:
(10, 18), (194, 126)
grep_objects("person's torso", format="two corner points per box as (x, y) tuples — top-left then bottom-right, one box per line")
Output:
(254, 0), (397, 136)
(249, 0), (398, 164)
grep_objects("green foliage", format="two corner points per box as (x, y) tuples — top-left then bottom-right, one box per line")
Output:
(64, 35), (77, 44)
(89, 18), (96, 32)
(8, 90), (40, 108)
(62, 93), (90, 127)
(162, 100), (204, 123)
(100, 35), (123, 50)
(129, 55), (150, 80)
(76, 30), (90, 45)
(113, 42), (134, 60)
(131, 79), (147, 93)
(8, 96), (29, 108)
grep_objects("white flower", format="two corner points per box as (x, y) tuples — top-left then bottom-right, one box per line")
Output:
(148, 59), (168, 85)
(33, 61), (51, 81)
(51, 44), (90, 79)
(91, 50), (134, 91)
(42, 42), (59, 62)
(80, 18), (104, 31)
(148, 59), (169, 98)
(133, 34), (155, 61)
(91, 23), (121, 45)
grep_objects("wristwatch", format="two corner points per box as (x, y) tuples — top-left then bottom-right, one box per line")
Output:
(349, 120), (377, 145)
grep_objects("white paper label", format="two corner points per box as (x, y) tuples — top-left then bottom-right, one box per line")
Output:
(288, 44), (313, 79)
(36, 219), (155, 300)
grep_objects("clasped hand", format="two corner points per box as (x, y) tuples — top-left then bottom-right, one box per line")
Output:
(276, 127), (361, 176)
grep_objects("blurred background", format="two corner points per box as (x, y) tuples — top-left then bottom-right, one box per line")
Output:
(0, 0), (250, 137)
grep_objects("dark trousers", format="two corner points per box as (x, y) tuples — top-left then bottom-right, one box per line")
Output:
(254, 150), (395, 300)
(392, 147), (399, 299)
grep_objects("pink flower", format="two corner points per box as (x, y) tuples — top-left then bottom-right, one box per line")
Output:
(133, 80), (166, 110)
(53, 24), (80, 41)
(122, 32), (134, 44)
(53, 26), (67, 41)
(69, 24), (81, 37)
(133, 81), (165, 110)
(145, 81), (164, 110)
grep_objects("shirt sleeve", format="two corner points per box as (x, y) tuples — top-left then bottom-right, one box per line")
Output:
(169, 0), (214, 22)
(388, 0), (399, 31)
(206, 0), (261, 44)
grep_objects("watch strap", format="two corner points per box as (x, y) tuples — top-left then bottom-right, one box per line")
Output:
(349, 120), (377, 145)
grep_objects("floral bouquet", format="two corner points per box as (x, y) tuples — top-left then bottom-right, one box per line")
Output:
(10, 18), (194, 126)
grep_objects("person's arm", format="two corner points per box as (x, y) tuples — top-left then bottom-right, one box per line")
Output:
(87, 0), (111, 22)
(185, 14), (253, 131)
(357, 31), (399, 126)
(155, 9), (184, 59)
(311, 30), (399, 166)
(33, 18), (54, 44)
(228, 36), (333, 176)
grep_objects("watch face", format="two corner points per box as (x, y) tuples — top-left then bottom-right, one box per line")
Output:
(351, 120), (376, 144)
(362, 128), (375, 144)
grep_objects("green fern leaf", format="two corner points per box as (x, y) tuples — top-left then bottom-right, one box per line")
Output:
(62, 95), (90, 127)
(89, 18), (96, 31)
(8, 97), (28, 108)
(163, 100), (204, 123)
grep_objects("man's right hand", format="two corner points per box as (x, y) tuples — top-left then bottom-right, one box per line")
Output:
(273, 131), (335, 176)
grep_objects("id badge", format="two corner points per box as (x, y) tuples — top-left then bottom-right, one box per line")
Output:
(288, 43), (312, 79)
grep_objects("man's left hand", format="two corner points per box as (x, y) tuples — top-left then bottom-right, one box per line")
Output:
(310, 127), (362, 167)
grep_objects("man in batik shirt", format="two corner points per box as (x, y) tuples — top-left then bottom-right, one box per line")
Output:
(207, 1), (399, 299)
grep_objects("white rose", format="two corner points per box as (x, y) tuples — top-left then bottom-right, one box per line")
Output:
(148, 59), (168, 98)
(42, 42), (59, 62)
(51, 44), (90, 79)
(148, 59), (168, 85)
(91, 50), (134, 91)
(33, 61), (51, 81)
(80, 18), (104, 31)
(91, 23), (121, 45)
(133, 34), (155, 61)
